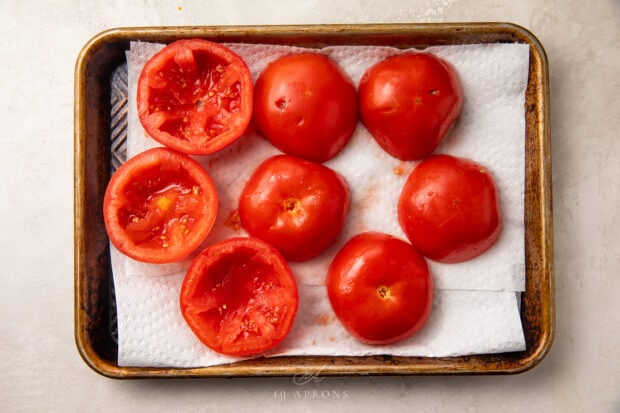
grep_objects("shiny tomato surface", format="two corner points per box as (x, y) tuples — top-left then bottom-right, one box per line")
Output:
(180, 237), (298, 356)
(103, 147), (218, 263)
(359, 53), (463, 160)
(253, 53), (358, 162)
(137, 39), (253, 155)
(326, 232), (433, 345)
(239, 155), (350, 262)
(398, 154), (502, 263)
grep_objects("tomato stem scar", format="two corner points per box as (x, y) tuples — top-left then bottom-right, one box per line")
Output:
(283, 198), (300, 213)
(377, 285), (391, 300)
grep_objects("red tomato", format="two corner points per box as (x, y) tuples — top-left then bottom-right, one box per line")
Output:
(326, 232), (433, 345)
(179, 237), (299, 356)
(103, 148), (218, 263)
(253, 53), (358, 162)
(358, 53), (463, 160)
(238, 155), (350, 262)
(398, 154), (501, 263)
(137, 39), (253, 155)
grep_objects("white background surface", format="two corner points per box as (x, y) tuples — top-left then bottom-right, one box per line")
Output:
(1, 0), (618, 412)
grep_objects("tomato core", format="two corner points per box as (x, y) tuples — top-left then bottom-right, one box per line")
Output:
(146, 52), (241, 143)
(283, 198), (300, 213)
(377, 285), (391, 300)
(117, 165), (205, 249)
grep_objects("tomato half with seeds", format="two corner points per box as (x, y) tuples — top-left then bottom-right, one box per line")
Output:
(359, 53), (463, 160)
(253, 53), (358, 162)
(180, 237), (299, 356)
(137, 39), (253, 155)
(103, 147), (218, 263)
(326, 232), (433, 345)
(238, 155), (350, 262)
(398, 154), (501, 263)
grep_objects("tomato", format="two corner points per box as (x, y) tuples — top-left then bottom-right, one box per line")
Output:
(137, 39), (253, 155)
(326, 232), (433, 345)
(253, 53), (358, 162)
(398, 154), (501, 263)
(103, 147), (218, 263)
(358, 53), (463, 160)
(179, 237), (299, 356)
(238, 155), (350, 262)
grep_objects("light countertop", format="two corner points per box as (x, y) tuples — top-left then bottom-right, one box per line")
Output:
(1, 1), (618, 412)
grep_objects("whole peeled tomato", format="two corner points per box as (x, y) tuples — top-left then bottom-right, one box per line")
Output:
(253, 53), (358, 163)
(359, 53), (463, 161)
(398, 154), (502, 263)
(137, 39), (253, 155)
(238, 155), (350, 262)
(180, 237), (299, 357)
(326, 232), (433, 345)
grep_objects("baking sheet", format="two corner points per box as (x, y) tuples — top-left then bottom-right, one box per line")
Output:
(74, 23), (554, 377)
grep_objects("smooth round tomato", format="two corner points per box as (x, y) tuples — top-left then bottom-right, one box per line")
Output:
(359, 53), (463, 160)
(326, 232), (433, 345)
(137, 39), (253, 155)
(238, 155), (350, 262)
(253, 53), (358, 162)
(103, 147), (218, 263)
(398, 154), (501, 263)
(180, 237), (299, 356)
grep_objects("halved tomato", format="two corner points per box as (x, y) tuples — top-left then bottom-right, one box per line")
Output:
(238, 155), (350, 262)
(253, 53), (358, 162)
(326, 232), (433, 345)
(137, 39), (253, 155)
(180, 237), (299, 356)
(398, 154), (502, 263)
(103, 147), (218, 263)
(359, 52), (463, 160)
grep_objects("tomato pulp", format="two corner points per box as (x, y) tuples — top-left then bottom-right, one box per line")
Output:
(359, 53), (463, 160)
(238, 155), (350, 262)
(180, 237), (299, 356)
(326, 232), (434, 345)
(253, 53), (358, 162)
(137, 39), (253, 155)
(103, 147), (218, 263)
(398, 154), (502, 263)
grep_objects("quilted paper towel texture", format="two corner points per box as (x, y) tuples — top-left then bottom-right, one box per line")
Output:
(113, 41), (529, 367)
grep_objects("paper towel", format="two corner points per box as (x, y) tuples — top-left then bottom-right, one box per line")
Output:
(113, 41), (529, 367)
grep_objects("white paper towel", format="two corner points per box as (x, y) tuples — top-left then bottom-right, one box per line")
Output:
(113, 41), (529, 367)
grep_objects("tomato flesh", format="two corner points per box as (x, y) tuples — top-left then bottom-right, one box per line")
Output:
(238, 155), (350, 262)
(326, 232), (433, 345)
(104, 148), (218, 263)
(398, 154), (501, 263)
(180, 237), (299, 356)
(138, 39), (253, 155)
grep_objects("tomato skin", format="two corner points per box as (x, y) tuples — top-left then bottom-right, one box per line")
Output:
(398, 154), (501, 263)
(238, 155), (350, 262)
(253, 53), (358, 163)
(137, 39), (253, 155)
(359, 53), (463, 160)
(326, 232), (433, 345)
(179, 237), (299, 356)
(103, 148), (218, 263)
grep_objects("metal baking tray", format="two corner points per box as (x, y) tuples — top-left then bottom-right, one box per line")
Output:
(74, 23), (554, 378)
